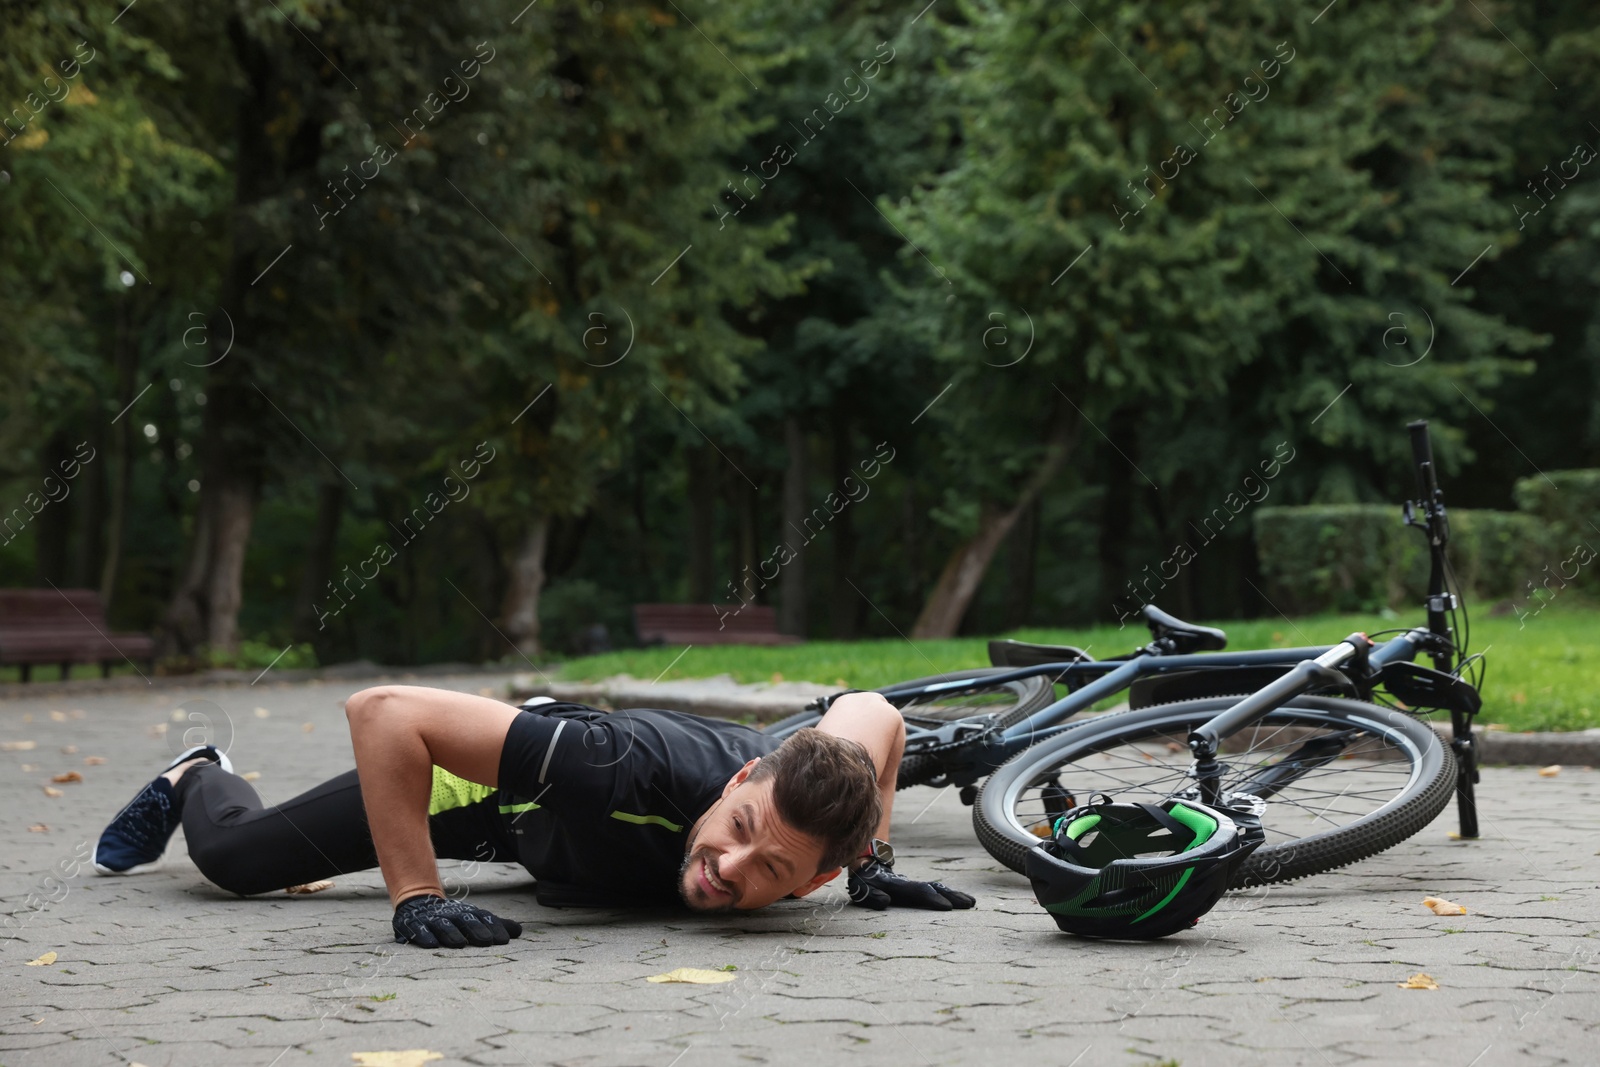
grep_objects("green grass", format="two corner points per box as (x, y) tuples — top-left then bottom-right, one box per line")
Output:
(555, 603), (1600, 732)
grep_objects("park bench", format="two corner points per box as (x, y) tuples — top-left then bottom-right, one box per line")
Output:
(0, 588), (157, 682)
(632, 603), (800, 646)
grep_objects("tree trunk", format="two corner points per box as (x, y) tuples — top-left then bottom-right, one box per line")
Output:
(1003, 498), (1039, 631)
(69, 422), (106, 589)
(911, 420), (1077, 639)
(500, 516), (549, 661)
(1097, 407), (1137, 618)
(34, 434), (72, 586)
(159, 489), (213, 657)
(735, 469), (758, 599)
(471, 509), (506, 662)
(99, 303), (137, 613)
(830, 412), (859, 639)
(779, 416), (808, 637)
(291, 481), (345, 644)
(159, 13), (288, 659)
(204, 473), (258, 653)
(686, 446), (715, 602)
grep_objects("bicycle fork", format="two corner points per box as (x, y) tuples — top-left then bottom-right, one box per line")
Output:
(1186, 637), (1371, 807)
(1450, 706), (1481, 838)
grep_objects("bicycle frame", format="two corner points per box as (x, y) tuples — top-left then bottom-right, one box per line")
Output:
(882, 630), (1434, 787)
(878, 419), (1482, 837)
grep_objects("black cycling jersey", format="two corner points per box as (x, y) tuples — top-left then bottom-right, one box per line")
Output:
(493, 702), (780, 907)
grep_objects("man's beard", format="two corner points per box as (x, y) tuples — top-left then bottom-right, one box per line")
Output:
(678, 846), (737, 913)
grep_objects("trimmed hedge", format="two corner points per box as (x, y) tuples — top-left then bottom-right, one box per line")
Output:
(1512, 470), (1600, 592)
(1253, 504), (1553, 615)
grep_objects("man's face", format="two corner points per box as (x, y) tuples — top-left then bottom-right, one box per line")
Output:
(679, 763), (838, 912)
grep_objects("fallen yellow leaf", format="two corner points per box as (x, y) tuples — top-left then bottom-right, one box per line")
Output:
(50, 711), (67, 722)
(350, 1052), (443, 1067)
(1422, 897), (1467, 916)
(302, 722), (314, 733)
(646, 967), (737, 985)
(84, 756), (106, 765)
(286, 880), (335, 894)
(28, 824), (48, 833)
(26, 951), (57, 966)
(254, 707), (271, 718)
(51, 771), (83, 784)
(170, 709), (187, 722)
(1030, 824), (1053, 838)
(1, 740), (37, 751)
(60, 745), (77, 754)
(1398, 972), (1439, 989)
(42, 786), (63, 798)
(241, 771), (262, 781)
(1538, 765), (1561, 777)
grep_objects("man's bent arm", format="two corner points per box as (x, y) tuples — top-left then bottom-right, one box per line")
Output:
(813, 692), (903, 861)
(344, 685), (522, 907)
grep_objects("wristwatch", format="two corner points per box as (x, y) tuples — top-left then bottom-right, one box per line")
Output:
(860, 837), (895, 868)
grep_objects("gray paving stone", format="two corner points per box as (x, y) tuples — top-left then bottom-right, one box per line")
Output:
(2, 674), (1597, 1066)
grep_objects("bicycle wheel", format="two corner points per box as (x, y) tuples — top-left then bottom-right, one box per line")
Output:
(974, 695), (1456, 887)
(764, 667), (1061, 789)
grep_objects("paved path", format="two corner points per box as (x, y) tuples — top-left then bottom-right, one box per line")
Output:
(2, 676), (1595, 1067)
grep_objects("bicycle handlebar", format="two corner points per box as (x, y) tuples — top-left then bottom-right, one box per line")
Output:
(1408, 419), (1440, 509)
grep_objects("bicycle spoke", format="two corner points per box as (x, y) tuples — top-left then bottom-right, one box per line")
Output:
(1002, 708), (1430, 850)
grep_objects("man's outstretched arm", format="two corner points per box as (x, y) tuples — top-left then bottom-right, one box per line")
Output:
(344, 685), (524, 945)
(812, 691), (903, 846)
(813, 690), (977, 911)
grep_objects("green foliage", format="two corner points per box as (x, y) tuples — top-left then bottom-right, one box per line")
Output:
(1512, 470), (1600, 587)
(1253, 504), (1552, 614)
(203, 638), (317, 672)
(538, 578), (633, 656)
(6, 0), (1600, 665)
(553, 605), (1600, 732)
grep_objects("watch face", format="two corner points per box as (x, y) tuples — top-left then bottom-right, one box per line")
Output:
(872, 838), (895, 865)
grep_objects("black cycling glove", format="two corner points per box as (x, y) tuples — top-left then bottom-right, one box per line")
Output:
(847, 858), (976, 911)
(392, 894), (523, 948)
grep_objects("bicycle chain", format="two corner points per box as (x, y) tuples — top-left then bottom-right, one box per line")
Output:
(900, 713), (1005, 757)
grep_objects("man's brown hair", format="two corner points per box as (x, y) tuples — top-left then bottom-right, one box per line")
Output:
(748, 727), (881, 873)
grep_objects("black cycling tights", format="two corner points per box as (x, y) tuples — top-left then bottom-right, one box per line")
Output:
(174, 761), (516, 896)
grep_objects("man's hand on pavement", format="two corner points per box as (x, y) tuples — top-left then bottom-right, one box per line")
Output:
(847, 858), (976, 911)
(392, 893), (523, 948)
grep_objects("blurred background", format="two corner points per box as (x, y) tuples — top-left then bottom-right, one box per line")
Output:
(3, 0), (1597, 674)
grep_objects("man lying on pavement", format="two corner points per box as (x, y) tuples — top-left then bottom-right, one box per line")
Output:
(93, 686), (975, 947)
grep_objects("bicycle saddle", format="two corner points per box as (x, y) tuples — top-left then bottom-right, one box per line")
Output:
(1141, 605), (1228, 653)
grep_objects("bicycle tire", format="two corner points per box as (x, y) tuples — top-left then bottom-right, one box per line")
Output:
(973, 695), (1456, 888)
(762, 667), (1061, 789)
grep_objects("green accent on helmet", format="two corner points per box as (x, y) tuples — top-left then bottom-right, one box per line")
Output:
(1131, 866), (1194, 923)
(1055, 812), (1102, 838)
(1128, 803), (1219, 924)
(1166, 802), (1218, 845)
(1041, 802), (1223, 921)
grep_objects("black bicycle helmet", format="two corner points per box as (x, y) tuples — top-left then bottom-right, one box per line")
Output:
(1025, 793), (1265, 939)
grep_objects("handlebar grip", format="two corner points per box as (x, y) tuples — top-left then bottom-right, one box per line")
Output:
(1407, 419), (1439, 499)
(1407, 419), (1433, 470)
